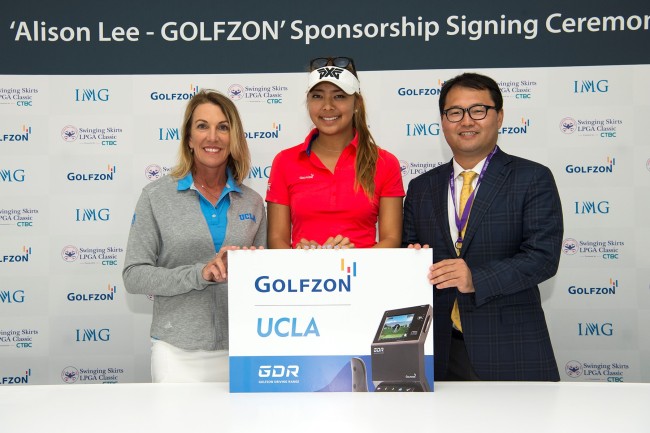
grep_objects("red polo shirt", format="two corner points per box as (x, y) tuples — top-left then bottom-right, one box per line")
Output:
(266, 129), (405, 248)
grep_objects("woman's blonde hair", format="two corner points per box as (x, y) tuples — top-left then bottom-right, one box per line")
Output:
(170, 89), (250, 183)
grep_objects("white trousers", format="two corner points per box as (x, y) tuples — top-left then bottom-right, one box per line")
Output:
(150, 339), (229, 383)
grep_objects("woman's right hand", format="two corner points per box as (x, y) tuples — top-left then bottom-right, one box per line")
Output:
(322, 234), (354, 249)
(201, 246), (264, 282)
(295, 235), (354, 249)
(202, 246), (236, 282)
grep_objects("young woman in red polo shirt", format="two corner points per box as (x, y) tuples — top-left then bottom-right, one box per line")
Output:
(266, 57), (404, 249)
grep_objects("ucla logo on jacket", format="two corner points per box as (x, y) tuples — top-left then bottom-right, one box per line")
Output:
(239, 213), (257, 222)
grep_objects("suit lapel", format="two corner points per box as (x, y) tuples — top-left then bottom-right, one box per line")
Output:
(461, 149), (512, 255)
(431, 162), (457, 256)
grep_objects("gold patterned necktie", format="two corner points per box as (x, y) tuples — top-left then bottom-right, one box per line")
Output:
(451, 171), (477, 332)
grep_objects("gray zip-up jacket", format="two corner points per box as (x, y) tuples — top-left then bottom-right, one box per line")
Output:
(122, 174), (267, 351)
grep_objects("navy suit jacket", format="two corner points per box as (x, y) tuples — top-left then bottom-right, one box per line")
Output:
(403, 148), (562, 381)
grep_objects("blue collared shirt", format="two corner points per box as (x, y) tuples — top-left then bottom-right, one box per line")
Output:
(178, 169), (241, 252)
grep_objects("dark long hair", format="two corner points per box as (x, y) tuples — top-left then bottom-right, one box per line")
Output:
(309, 58), (379, 199)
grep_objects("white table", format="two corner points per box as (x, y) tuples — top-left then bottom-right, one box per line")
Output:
(1, 382), (648, 433)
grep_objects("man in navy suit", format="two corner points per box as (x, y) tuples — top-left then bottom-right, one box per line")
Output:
(403, 73), (562, 381)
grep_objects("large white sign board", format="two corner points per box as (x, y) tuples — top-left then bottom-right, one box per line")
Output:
(228, 248), (434, 392)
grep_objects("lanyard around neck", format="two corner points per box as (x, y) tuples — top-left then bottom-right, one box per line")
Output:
(449, 146), (499, 247)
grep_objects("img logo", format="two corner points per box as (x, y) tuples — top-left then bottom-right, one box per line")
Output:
(1, 369), (31, 385)
(75, 328), (110, 342)
(574, 200), (609, 215)
(246, 123), (282, 140)
(75, 88), (109, 102)
(499, 118), (530, 135)
(158, 127), (180, 141)
(0, 168), (25, 182)
(573, 79), (608, 93)
(248, 165), (271, 179)
(61, 125), (78, 142)
(578, 322), (613, 336)
(75, 208), (110, 222)
(565, 361), (583, 378)
(406, 122), (440, 137)
(0, 289), (25, 304)
(0, 246), (32, 263)
(0, 125), (32, 142)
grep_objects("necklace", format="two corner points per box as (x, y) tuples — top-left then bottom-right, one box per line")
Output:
(194, 174), (223, 202)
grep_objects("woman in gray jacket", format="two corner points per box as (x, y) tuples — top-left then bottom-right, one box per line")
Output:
(123, 90), (267, 382)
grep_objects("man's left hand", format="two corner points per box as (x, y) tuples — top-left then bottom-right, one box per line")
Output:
(428, 258), (475, 293)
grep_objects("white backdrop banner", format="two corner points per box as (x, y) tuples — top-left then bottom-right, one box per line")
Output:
(1, 0), (649, 385)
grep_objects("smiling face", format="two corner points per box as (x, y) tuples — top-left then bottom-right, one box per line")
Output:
(441, 86), (504, 169)
(307, 82), (356, 138)
(188, 102), (231, 173)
